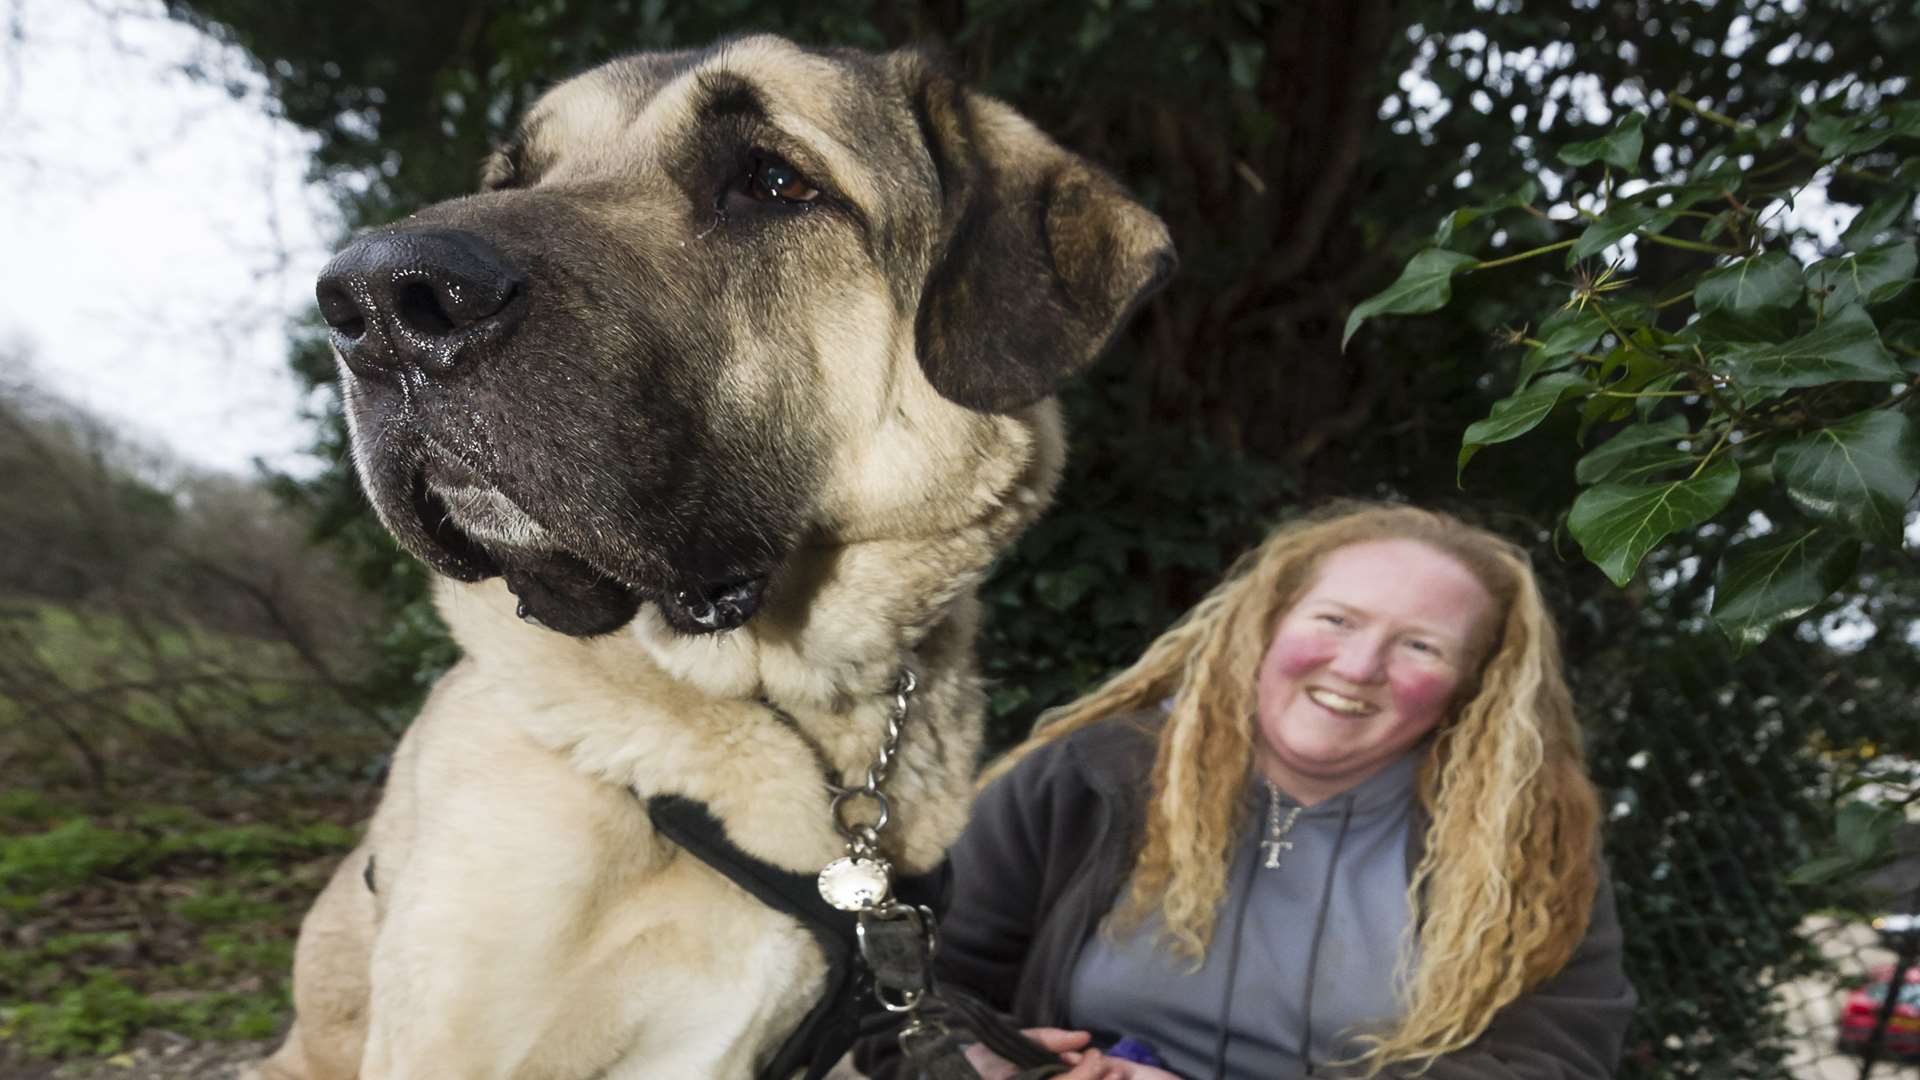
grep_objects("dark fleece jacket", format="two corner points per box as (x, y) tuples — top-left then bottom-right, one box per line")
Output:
(854, 713), (1635, 1079)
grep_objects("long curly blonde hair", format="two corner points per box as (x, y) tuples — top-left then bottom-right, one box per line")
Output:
(982, 501), (1601, 1073)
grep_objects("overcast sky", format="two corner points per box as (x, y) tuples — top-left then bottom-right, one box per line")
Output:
(0, 0), (335, 477)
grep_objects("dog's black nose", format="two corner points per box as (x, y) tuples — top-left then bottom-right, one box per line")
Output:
(316, 229), (527, 377)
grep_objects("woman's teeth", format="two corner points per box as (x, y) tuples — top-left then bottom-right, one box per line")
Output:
(1307, 688), (1375, 716)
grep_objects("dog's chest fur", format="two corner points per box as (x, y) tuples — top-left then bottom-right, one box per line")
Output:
(356, 577), (982, 1077)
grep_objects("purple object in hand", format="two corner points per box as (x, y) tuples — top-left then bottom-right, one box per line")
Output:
(1106, 1036), (1167, 1068)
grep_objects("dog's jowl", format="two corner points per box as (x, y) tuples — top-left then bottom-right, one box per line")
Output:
(260, 35), (1171, 1080)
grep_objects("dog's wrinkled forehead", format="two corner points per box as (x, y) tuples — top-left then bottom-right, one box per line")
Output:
(486, 37), (922, 215)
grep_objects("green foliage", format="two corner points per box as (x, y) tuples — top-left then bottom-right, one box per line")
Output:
(0, 811), (356, 906)
(198, 931), (297, 975)
(1772, 410), (1919, 546)
(1, 971), (292, 1058)
(3, 972), (156, 1058)
(1349, 91), (1920, 650)
(0, 790), (70, 830)
(1789, 799), (1906, 887)
(169, 889), (286, 928)
(0, 821), (154, 896)
(39, 933), (135, 960)
(1712, 530), (1861, 649)
(1341, 249), (1479, 347)
(0, 805), (337, 1062)
(1559, 113), (1646, 171)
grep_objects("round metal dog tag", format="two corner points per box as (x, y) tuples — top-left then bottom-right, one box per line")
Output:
(818, 856), (891, 911)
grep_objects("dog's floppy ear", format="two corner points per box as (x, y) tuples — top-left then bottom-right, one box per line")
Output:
(903, 60), (1176, 413)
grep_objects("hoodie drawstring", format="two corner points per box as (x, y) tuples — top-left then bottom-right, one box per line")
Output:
(1209, 829), (1264, 1080)
(1297, 794), (1357, 1075)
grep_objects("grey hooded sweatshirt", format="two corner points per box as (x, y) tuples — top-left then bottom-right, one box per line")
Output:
(852, 711), (1636, 1080)
(1067, 750), (1423, 1076)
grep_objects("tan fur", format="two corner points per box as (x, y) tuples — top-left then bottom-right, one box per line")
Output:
(255, 35), (1172, 1080)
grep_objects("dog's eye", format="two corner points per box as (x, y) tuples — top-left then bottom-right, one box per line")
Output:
(745, 154), (820, 205)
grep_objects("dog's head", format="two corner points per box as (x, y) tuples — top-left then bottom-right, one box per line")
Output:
(317, 36), (1173, 638)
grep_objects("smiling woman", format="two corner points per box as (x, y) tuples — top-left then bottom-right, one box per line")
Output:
(857, 501), (1634, 1080)
(1252, 539), (1496, 808)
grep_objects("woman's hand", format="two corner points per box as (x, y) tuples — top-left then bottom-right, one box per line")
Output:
(961, 1028), (1187, 1080)
(962, 1028), (1092, 1079)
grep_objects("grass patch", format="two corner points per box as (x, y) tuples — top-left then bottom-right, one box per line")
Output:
(0, 971), (293, 1058)
(0, 595), (388, 1065)
(0, 820), (153, 895)
(0, 790), (70, 829)
(39, 932), (136, 960)
(0, 803), (361, 1062)
(169, 889), (285, 928)
(2, 971), (157, 1058)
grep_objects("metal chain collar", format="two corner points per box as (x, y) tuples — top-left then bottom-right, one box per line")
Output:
(826, 668), (915, 861)
(810, 669), (953, 1064)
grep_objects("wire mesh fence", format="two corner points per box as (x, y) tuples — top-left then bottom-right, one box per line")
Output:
(1579, 622), (1919, 1079)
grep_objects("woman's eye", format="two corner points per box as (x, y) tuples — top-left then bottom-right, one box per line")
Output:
(1314, 613), (1347, 627)
(1405, 639), (1440, 656)
(747, 154), (820, 204)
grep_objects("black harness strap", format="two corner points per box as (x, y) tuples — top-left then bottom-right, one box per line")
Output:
(642, 792), (950, 1080)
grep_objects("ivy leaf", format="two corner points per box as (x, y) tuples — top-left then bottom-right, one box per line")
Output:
(1894, 101), (1920, 138)
(1568, 459), (1740, 586)
(1772, 410), (1920, 548)
(1558, 112), (1645, 171)
(1688, 144), (1743, 184)
(1786, 853), (1859, 888)
(1517, 308), (1608, 384)
(1434, 179), (1539, 247)
(1457, 372), (1589, 480)
(1635, 373), (1686, 418)
(1695, 252), (1806, 316)
(1620, 181), (1722, 213)
(1806, 241), (1919, 312)
(1749, 106), (1796, 150)
(1885, 318), (1920, 374)
(1577, 341), (1674, 443)
(1714, 306), (1903, 391)
(1786, 802), (1900, 886)
(1578, 398), (1636, 443)
(1342, 248), (1479, 348)
(1791, 801), (1905, 887)
(1576, 415), (1693, 485)
(1710, 528), (1860, 652)
(1840, 196), (1913, 250)
(1682, 307), (1800, 346)
(1569, 205), (1678, 264)
(1837, 801), (1903, 864)
(1805, 113), (1894, 157)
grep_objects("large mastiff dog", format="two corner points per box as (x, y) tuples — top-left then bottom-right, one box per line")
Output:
(263, 34), (1171, 1080)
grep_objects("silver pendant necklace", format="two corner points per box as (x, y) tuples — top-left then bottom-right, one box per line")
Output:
(1259, 779), (1304, 870)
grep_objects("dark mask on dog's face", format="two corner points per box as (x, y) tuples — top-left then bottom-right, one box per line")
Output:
(315, 36), (1174, 638)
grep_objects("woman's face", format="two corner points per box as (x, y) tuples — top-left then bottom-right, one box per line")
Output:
(1253, 538), (1497, 805)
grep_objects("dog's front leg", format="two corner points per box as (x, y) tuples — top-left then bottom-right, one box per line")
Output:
(353, 713), (664, 1079)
